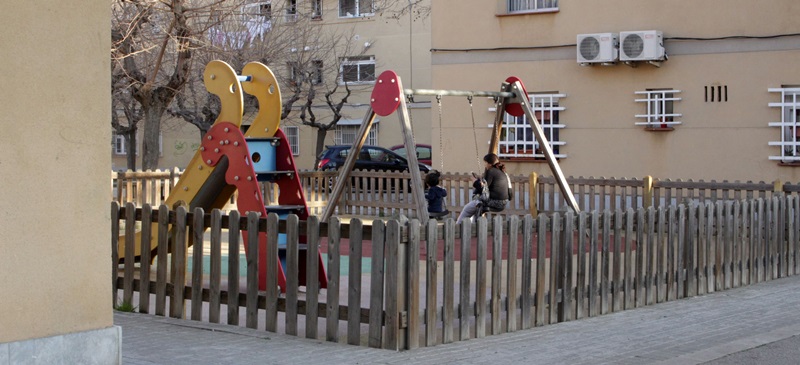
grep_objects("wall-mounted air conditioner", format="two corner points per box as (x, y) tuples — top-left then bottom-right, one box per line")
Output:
(619, 30), (666, 62)
(576, 33), (618, 65)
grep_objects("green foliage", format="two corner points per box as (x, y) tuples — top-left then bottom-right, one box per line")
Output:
(114, 300), (137, 313)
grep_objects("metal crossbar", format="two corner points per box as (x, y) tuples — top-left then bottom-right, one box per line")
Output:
(404, 88), (516, 99)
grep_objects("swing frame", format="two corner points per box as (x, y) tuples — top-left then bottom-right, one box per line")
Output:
(320, 71), (579, 224)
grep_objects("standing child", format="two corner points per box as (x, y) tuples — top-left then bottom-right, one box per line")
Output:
(425, 170), (448, 217)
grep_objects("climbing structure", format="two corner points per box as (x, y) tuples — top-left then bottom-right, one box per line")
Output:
(119, 60), (326, 292)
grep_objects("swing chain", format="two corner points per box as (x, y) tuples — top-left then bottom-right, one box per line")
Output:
(436, 95), (444, 171)
(467, 95), (482, 172)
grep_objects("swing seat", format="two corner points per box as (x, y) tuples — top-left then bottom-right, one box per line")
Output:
(429, 210), (450, 220)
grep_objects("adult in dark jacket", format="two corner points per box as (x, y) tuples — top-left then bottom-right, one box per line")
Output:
(456, 153), (509, 224)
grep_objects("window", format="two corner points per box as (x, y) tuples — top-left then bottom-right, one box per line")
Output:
(769, 87), (800, 163)
(311, 60), (323, 84)
(285, 126), (300, 155)
(339, 0), (374, 17)
(312, 0), (322, 19)
(288, 60), (323, 85)
(113, 134), (127, 155)
(498, 93), (566, 159)
(635, 89), (682, 130)
(285, 0), (297, 22)
(259, 2), (272, 18)
(339, 56), (375, 84)
(335, 123), (378, 145)
(507, 0), (558, 13)
(111, 132), (162, 156)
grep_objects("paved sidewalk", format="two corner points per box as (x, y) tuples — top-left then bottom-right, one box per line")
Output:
(117, 275), (800, 365)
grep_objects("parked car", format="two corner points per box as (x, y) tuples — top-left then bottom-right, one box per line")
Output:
(317, 145), (431, 173)
(390, 143), (432, 166)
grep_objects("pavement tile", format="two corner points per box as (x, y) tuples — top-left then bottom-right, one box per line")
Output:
(118, 275), (800, 365)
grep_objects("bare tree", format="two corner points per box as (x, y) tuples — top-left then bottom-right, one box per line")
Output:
(166, 0), (370, 163)
(111, 0), (247, 170)
(164, 0), (432, 168)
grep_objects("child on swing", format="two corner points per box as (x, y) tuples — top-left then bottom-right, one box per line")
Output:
(425, 170), (449, 218)
(456, 153), (510, 224)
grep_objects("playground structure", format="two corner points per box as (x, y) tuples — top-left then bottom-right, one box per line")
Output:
(119, 61), (581, 295)
(320, 71), (580, 226)
(118, 60), (326, 292)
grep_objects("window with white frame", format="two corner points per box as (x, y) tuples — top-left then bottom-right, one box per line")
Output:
(768, 87), (800, 163)
(288, 60), (323, 85)
(507, 0), (558, 13)
(285, 126), (300, 155)
(498, 93), (566, 159)
(634, 89), (682, 130)
(312, 0), (322, 19)
(335, 123), (378, 146)
(113, 134), (127, 155)
(339, 0), (374, 17)
(111, 132), (162, 156)
(284, 0), (297, 21)
(339, 56), (375, 84)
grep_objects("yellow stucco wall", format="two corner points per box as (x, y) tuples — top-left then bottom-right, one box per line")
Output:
(431, 0), (800, 182)
(0, 1), (111, 343)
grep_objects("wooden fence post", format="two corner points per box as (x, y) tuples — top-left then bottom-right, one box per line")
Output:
(774, 179), (783, 195)
(643, 176), (654, 209)
(529, 172), (539, 216)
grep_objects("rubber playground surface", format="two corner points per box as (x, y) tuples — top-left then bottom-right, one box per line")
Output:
(188, 231), (637, 277)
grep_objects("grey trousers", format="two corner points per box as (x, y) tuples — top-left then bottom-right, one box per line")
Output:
(456, 199), (482, 224)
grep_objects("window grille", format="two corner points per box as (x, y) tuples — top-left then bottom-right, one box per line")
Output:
(498, 93), (566, 159)
(634, 89), (682, 129)
(284, 0), (297, 22)
(285, 126), (300, 155)
(507, 0), (558, 13)
(768, 87), (800, 162)
(335, 124), (378, 146)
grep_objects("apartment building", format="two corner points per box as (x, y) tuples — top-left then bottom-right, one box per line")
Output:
(430, 0), (800, 182)
(112, 0), (432, 171)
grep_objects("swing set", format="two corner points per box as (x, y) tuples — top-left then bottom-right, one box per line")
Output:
(320, 70), (581, 225)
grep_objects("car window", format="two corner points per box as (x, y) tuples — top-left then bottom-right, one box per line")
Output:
(417, 146), (431, 159)
(337, 149), (350, 159)
(393, 147), (407, 158)
(358, 149), (373, 161)
(378, 152), (393, 163)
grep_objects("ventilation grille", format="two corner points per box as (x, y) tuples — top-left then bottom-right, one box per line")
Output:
(579, 37), (600, 61)
(621, 33), (644, 59)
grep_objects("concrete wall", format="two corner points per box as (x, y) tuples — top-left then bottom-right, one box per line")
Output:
(431, 0), (800, 182)
(0, 0), (115, 352)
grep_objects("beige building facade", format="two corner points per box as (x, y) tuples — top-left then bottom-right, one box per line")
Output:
(1, 1), (119, 363)
(113, 0), (433, 172)
(430, 0), (800, 182)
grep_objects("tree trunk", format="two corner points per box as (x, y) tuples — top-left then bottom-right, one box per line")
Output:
(141, 103), (167, 170)
(126, 129), (137, 170)
(314, 128), (329, 169)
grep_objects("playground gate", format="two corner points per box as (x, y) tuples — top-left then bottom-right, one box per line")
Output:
(113, 194), (800, 350)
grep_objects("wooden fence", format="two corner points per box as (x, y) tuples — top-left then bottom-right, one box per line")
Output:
(113, 193), (800, 350)
(112, 168), (800, 219)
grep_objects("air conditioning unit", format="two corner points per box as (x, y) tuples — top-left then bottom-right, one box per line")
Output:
(576, 33), (618, 65)
(619, 30), (666, 62)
